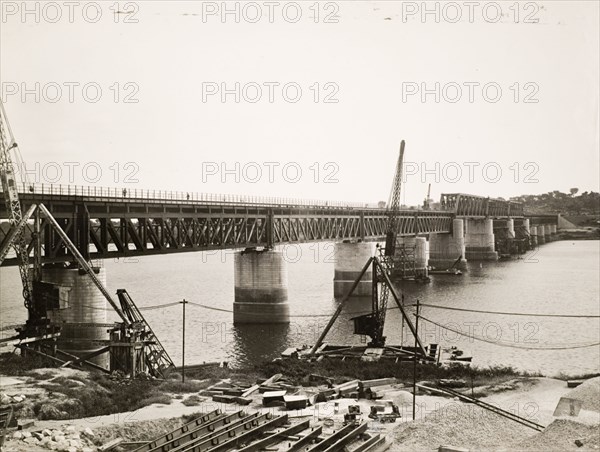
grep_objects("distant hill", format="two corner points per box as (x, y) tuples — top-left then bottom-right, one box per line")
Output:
(510, 190), (600, 226)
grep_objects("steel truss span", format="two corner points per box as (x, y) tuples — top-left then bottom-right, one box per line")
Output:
(441, 193), (524, 217)
(0, 194), (454, 266)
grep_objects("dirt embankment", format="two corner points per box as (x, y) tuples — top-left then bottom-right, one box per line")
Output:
(2, 355), (599, 451)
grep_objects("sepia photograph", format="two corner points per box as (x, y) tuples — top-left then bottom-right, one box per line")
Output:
(0, 1), (599, 450)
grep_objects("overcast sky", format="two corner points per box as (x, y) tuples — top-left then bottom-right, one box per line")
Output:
(1, 1), (598, 205)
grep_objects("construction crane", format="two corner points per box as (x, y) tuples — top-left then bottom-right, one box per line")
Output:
(0, 101), (174, 378)
(355, 140), (406, 346)
(384, 140), (405, 258)
(423, 183), (431, 209)
(0, 101), (37, 317)
(308, 140), (427, 357)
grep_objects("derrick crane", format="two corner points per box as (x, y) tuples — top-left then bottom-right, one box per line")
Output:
(354, 141), (406, 347)
(423, 183), (431, 209)
(384, 140), (405, 257)
(308, 140), (427, 357)
(0, 101), (37, 317)
(0, 101), (174, 378)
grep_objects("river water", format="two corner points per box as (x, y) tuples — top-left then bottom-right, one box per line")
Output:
(1, 240), (599, 376)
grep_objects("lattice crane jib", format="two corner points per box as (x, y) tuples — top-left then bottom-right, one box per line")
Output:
(0, 101), (34, 314)
(385, 140), (405, 257)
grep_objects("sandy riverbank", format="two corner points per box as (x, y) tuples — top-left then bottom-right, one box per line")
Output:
(2, 365), (599, 451)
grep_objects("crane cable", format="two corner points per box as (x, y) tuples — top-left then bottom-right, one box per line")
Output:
(408, 303), (600, 319)
(418, 315), (600, 350)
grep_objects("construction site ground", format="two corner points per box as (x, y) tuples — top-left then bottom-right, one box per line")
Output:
(2, 368), (599, 451)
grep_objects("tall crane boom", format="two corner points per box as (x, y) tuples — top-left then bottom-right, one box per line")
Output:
(0, 101), (34, 313)
(424, 183), (431, 209)
(385, 140), (405, 257)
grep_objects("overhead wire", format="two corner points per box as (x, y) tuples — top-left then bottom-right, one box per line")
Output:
(409, 303), (600, 319)
(419, 315), (600, 350)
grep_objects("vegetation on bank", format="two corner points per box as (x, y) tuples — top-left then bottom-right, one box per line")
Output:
(510, 190), (600, 217)
(3, 352), (597, 422)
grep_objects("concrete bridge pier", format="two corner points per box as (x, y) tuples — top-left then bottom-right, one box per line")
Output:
(465, 218), (498, 260)
(514, 218), (531, 252)
(333, 242), (374, 297)
(43, 265), (109, 368)
(550, 224), (558, 239)
(391, 237), (429, 279)
(529, 225), (539, 247)
(543, 225), (553, 242)
(233, 249), (290, 323)
(428, 219), (466, 270)
(493, 218), (516, 256)
(537, 225), (547, 244)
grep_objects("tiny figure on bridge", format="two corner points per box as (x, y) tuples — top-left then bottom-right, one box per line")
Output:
(122, 188), (127, 197)
(186, 193), (190, 200)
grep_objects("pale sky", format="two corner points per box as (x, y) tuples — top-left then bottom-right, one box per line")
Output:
(1, 1), (598, 205)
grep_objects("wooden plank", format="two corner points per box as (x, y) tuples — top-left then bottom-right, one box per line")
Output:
(60, 346), (110, 368)
(53, 348), (111, 374)
(334, 380), (360, 390)
(360, 378), (398, 389)
(240, 384), (261, 398)
(212, 394), (238, 403)
(238, 420), (310, 452)
(242, 373), (284, 398)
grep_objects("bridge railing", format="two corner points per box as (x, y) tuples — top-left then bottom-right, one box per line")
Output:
(15, 182), (381, 209)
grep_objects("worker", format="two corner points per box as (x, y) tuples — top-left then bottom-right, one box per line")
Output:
(122, 188), (127, 197)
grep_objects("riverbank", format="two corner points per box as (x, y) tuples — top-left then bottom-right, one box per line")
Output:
(557, 228), (600, 240)
(2, 354), (599, 450)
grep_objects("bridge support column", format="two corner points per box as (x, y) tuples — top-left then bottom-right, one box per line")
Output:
(529, 225), (539, 247)
(391, 237), (429, 279)
(333, 242), (374, 297)
(544, 225), (553, 242)
(233, 249), (289, 323)
(514, 218), (530, 252)
(550, 224), (558, 238)
(428, 219), (466, 270)
(43, 265), (109, 368)
(537, 225), (546, 244)
(465, 218), (498, 260)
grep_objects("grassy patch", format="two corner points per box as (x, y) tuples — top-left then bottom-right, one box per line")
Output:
(0, 353), (53, 375)
(32, 374), (174, 420)
(244, 359), (532, 388)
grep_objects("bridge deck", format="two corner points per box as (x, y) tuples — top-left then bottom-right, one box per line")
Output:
(1, 191), (453, 266)
(0, 186), (551, 266)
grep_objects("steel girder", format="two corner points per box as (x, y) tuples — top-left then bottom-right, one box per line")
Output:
(440, 193), (524, 217)
(0, 195), (455, 266)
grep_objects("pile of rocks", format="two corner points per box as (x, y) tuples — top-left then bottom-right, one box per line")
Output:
(10, 425), (97, 452)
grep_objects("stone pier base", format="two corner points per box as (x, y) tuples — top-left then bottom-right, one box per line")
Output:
(429, 219), (466, 270)
(233, 249), (289, 323)
(333, 242), (374, 297)
(465, 218), (498, 260)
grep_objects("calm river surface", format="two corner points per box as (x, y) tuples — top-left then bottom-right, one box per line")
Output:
(1, 240), (599, 376)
